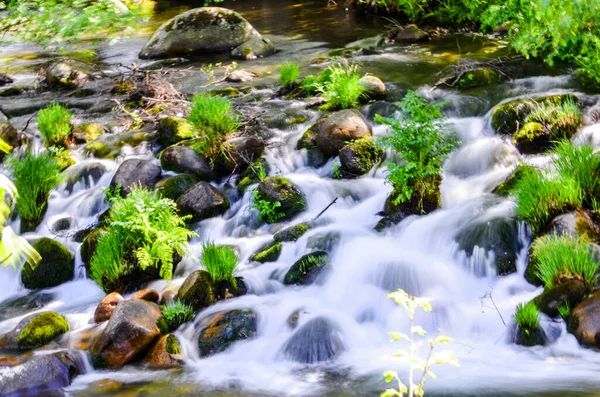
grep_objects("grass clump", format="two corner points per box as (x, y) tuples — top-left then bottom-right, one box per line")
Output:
(90, 187), (197, 292)
(525, 98), (582, 140)
(201, 241), (239, 288)
(532, 234), (598, 289)
(314, 62), (365, 110)
(280, 63), (300, 88)
(187, 93), (239, 158)
(515, 302), (540, 330)
(37, 102), (73, 147)
(159, 299), (195, 332)
(7, 152), (62, 227)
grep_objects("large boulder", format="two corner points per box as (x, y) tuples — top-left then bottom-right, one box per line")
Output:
(160, 145), (213, 180)
(0, 351), (85, 396)
(176, 181), (230, 222)
(256, 176), (307, 223)
(145, 334), (184, 369)
(283, 251), (332, 286)
(197, 309), (258, 357)
(139, 7), (265, 59)
(94, 292), (124, 323)
(20, 238), (74, 290)
(339, 137), (383, 178)
(110, 158), (161, 196)
(90, 300), (162, 368)
(315, 110), (372, 156)
(0, 312), (69, 350)
(280, 317), (344, 363)
(568, 291), (600, 348)
(176, 270), (217, 311)
(157, 175), (200, 201)
(533, 279), (588, 318)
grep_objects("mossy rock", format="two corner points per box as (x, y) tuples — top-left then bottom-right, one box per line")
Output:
(231, 36), (275, 60)
(384, 174), (442, 217)
(0, 291), (54, 322)
(257, 176), (307, 223)
(455, 68), (504, 88)
(493, 164), (535, 197)
(274, 222), (312, 243)
(296, 124), (318, 150)
(176, 181), (230, 222)
(84, 130), (156, 159)
(21, 238), (75, 290)
(237, 158), (270, 193)
(53, 149), (76, 171)
(250, 241), (282, 263)
(283, 251), (332, 286)
(157, 175), (200, 201)
(0, 312), (69, 350)
(158, 117), (195, 146)
(209, 86), (252, 97)
(533, 279), (588, 318)
(514, 323), (546, 347)
(176, 270), (217, 311)
(74, 123), (104, 143)
(197, 309), (258, 357)
(513, 122), (548, 154)
(339, 137), (383, 178)
(160, 145), (214, 180)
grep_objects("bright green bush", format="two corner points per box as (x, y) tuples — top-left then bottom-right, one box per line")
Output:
(315, 62), (365, 110)
(201, 241), (238, 287)
(377, 91), (459, 211)
(301, 68), (333, 95)
(251, 189), (285, 223)
(552, 141), (600, 206)
(280, 63), (300, 87)
(532, 235), (598, 289)
(7, 152), (62, 224)
(187, 93), (239, 157)
(90, 187), (197, 292)
(37, 103), (73, 147)
(159, 299), (195, 332)
(515, 302), (540, 330)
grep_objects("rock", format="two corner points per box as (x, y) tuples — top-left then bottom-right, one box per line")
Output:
(284, 251), (332, 286)
(231, 36), (276, 60)
(209, 86), (253, 97)
(176, 270), (216, 311)
(160, 289), (178, 305)
(0, 292), (54, 322)
(316, 110), (372, 156)
(251, 242), (282, 263)
(383, 174), (442, 217)
(160, 145), (214, 180)
(145, 334), (184, 369)
(157, 175), (200, 201)
(456, 67), (504, 88)
(64, 162), (108, 194)
(296, 124), (328, 168)
(533, 279), (588, 318)
(287, 310), (301, 329)
(54, 149), (76, 171)
(256, 176), (307, 223)
(226, 70), (257, 82)
(217, 136), (265, 174)
(514, 322), (546, 347)
(0, 312), (69, 350)
(131, 289), (160, 303)
(45, 61), (90, 89)
(359, 75), (387, 99)
(280, 317), (344, 363)
(158, 117), (195, 146)
(110, 158), (162, 196)
(568, 291), (600, 347)
(21, 238), (74, 290)
(90, 300), (162, 368)
(84, 130), (156, 159)
(176, 181), (230, 222)
(513, 122), (548, 154)
(0, 351), (84, 396)
(140, 7), (264, 59)
(197, 309), (257, 357)
(0, 86), (24, 97)
(94, 292), (125, 323)
(0, 356), (21, 367)
(306, 231), (341, 253)
(73, 123), (104, 143)
(214, 276), (248, 301)
(391, 24), (429, 43)
(0, 111), (18, 154)
(0, 73), (13, 86)
(339, 137), (383, 178)
(274, 222), (312, 243)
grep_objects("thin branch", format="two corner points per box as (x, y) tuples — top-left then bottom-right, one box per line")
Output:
(313, 197), (338, 221)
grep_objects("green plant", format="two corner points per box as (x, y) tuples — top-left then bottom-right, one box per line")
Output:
(90, 187), (197, 292)
(377, 91), (459, 211)
(532, 234), (598, 289)
(159, 299), (195, 332)
(332, 161), (341, 179)
(280, 63), (300, 88)
(201, 241), (238, 287)
(251, 189), (285, 223)
(301, 67), (333, 95)
(187, 93), (239, 157)
(7, 151), (62, 224)
(558, 301), (571, 319)
(525, 98), (582, 140)
(515, 302), (540, 332)
(37, 102), (73, 147)
(382, 289), (458, 397)
(552, 141), (600, 207)
(315, 62), (365, 110)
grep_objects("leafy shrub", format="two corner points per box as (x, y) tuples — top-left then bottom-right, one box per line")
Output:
(301, 67), (333, 95)
(90, 187), (197, 291)
(315, 62), (365, 110)
(377, 91), (459, 211)
(187, 93), (239, 157)
(515, 302), (540, 330)
(251, 189), (285, 223)
(532, 234), (598, 289)
(37, 103), (73, 147)
(159, 299), (195, 332)
(7, 152), (62, 224)
(280, 63), (300, 87)
(201, 241), (238, 287)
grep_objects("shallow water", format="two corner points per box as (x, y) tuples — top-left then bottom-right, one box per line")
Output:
(1, 1), (600, 396)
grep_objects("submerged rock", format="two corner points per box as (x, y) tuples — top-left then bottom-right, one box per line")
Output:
(0, 312), (69, 350)
(274, 222), (312, 243)
(0, 292), (54, 321)
(145, 334), (184, 369)
(280, 316), (344, 363)
(514, 322), (546, 347)
(339, 137), (383, 178)
(440, 67), (505, 89)
(568, 291), (600, 348)
(90, 300), (162, 368)
(176, 181), (230, 222)
(160, 145), (214, 180)
(256, 176), (307, 223)
(157, 174), (200, 201)
(230, 36), (276, 60)
(177, 270), (217, 311)
(390, 24), (429, 43)
(251, 241), (282, 263)
(139, 7), (266, 59)
(316, 109), (372, 156)
(284, 251), (332, 286)
(94, 292), (124, 323)
(110, 158), (162, 196)
(21, 238), (75, 290)
(197, 309), (258, 357)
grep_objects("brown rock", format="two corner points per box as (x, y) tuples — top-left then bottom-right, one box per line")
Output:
(160, 289), (178, 305)
(131, 289), (160, 303)
(569, 291), (600, 347)
(94, 292), (124, 323)
(315, 109), (372, 156)
(145, 334), (183, 369)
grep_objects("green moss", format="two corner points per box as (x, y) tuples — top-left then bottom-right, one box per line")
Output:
(514, 122), (545, 144)
(158, 175), (200, 201)
(84, 141), (112, 159)
(176, 270), (217, 311)
(274, 222), (311, 243)
(111, 80), (136, 96)
(79, 123), (104, 142)
(91, 353), (109, 369)
(456, 68), (504, 88)
(209, 87), (252, 97)
(340, 137), (383, 177)
(296, 124), (318, 150)
(21, 238), (74, 290)
(493, 164), (535, 197)
(284, 251), (331, 286)
(17, 312), (69, 349)
(165, 334), (181, 355)
(251, 242), (282, 263)
(575, 213), (600, 243)
(53, 149), (75, 171)
(237, 158), (269, 193)
(158, 117), (196, 145)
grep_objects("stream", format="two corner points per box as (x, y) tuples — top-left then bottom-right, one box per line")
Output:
(2, 1), (600, 396)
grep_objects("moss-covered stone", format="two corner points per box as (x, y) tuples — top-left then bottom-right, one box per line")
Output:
(513, 122), (548, 154)
(84, 141), (112, 159)
(297, 124), (318, 150)
(160, 145), (214, 180)
(493, 164), (535, 197)
(176, 270), (216, 311)
(21, 238), (75, 290)
(567, 290), (600, 348)
(81, 228), (105, 271)
(339, 137), (383, 178)
(274, 222), (311, 243)
(157, 175), (200, 201)
(197, 309), (257, 357)
(283, 251), (332, 286)
(250, 242), (282, 263)
(53, 149), (75, 171)
(514, 323), (546, 347)
(145, 334), (183, 369)
(84, 130), (156, 159)
(209, 86), (252, 97)
(158, 117), (195, 146)
(74, 123), (104, 143)
(0, 312), (70, 350)
(237, 157), (269, 193)
(257, 176), (307, 223)
(384, 174), (442, 217)
(455, 68), (504, 88)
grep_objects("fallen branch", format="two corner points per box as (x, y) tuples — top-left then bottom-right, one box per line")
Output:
(313, 197), (338, 221)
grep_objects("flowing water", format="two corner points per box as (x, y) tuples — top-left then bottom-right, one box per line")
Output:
(2, 1), (600, 396)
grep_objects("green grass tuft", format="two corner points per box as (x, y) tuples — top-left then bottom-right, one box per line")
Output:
(159, 299), (195, 332)
(37, 102), (73, 147)
(515, 301), (540, 330)
(525, 98), (582, 140)
(201, 241), (239, 287)
(280, 63), (300, 87)
(315, 62), (365, 110)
